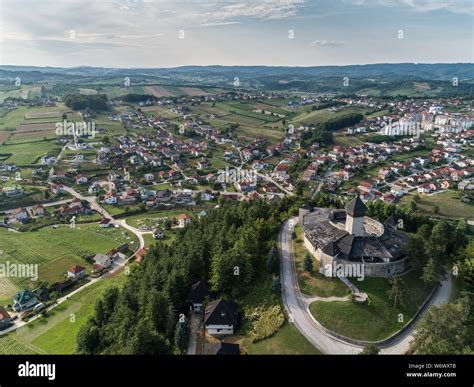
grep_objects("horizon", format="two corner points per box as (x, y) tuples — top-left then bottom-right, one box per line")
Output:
(2, 61), (473, 70)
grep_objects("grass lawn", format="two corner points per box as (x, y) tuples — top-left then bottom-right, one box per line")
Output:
(0, 140), (61, 165)
(124, 208), (192, 229)
(150, 183), (172, 190)
(242, 322), (321, 355)
(102, 204), (141, 216)
(38, 255), (91, 284)
(13, 273), (127, 354)
(309, 270), (434, 341)
(334, 135), (364, 147)
(293, 224), (348, 297)
(401, 190), (474, 220)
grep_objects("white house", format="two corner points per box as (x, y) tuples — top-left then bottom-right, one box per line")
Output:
(99, 218), (113, 228)
(67, 265), (86, 279)
(204, 300), (238, 336)
(144, 173), (154, 182)
(93, 253), (112, 269)
(177, 214), (192, 228)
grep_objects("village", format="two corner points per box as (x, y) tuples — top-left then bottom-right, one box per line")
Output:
(0, 87), (472, 355)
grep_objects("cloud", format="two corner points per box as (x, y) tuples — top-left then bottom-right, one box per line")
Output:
(310, 40), (347, 48)
(343, 0), (474, 15)
(199, 0), (305, 22)
(199, 22), (242, 28)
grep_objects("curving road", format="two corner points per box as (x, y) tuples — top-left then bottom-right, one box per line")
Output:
(61, 185), (145, 252)
(279, 217), (452, 354)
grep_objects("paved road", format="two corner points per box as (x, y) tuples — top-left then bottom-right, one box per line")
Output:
(62, 185), (145, 251)
(187, 312), (201, 355)
(279, 217), (453, 354)
(255, 171), (295, 196)
(311, 163), (334, 199)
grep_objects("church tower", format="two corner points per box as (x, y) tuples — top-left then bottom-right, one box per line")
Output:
(345, 196), (367, 237)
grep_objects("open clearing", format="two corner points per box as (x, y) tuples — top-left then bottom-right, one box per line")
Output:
(401, 190), (473, 220)
(22, 273), (127, 354)
(242, 322), (321, 355)
(0, 140), (60, 164)
(144, 85), (175, 97)
(178, 87), (209, 96)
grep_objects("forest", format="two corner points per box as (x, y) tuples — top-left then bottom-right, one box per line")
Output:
(76, 197), (301, 354)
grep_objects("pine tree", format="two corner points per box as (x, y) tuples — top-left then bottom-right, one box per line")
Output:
(266, 247), (279, 274)
(304, 254), (313, 273)
(174, 318), (189, 353)
(387, 276), (406, 308)
(421, 258), (439, 288)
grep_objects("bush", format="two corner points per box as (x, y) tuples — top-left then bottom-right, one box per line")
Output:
(249, 305), (285, 343)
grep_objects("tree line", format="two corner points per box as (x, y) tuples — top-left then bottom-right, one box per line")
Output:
(64, 94), (109, 111)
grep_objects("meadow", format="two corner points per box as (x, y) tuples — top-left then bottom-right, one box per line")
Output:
(0, 224), (138, 295)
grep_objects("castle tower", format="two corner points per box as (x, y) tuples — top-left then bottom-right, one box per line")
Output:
(345, 196), (367, 237)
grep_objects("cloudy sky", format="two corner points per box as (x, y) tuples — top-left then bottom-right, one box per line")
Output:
(0, 0), (472, 67)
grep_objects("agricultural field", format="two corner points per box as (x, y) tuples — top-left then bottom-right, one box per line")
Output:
(144, 85), (177, 97)
(0, 224), (138, 293)
(0, 334), (37, 354)
(0, 85), (43, 103)
(401, 190), (474, 220)
(291, 106), (368, 126)
(0, 139), (61, 165)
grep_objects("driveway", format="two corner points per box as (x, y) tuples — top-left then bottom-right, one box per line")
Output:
(187, 312), (202, 355)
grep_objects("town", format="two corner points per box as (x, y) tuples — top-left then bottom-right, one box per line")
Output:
(0, 75), (472, 357)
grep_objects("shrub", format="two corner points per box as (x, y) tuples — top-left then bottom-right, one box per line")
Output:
(249, 305), (285, 343)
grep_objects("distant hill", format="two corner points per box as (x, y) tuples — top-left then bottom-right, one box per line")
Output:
(0, 63), (472, 81)
(0, 63), (472, 97)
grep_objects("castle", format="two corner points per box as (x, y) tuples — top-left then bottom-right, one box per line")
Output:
(300, 196), (410, 278)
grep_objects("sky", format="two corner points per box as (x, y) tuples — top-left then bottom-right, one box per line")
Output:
(0, 0), (473, 67)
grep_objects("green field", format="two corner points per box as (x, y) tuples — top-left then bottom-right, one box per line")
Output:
(124, 208), (192, 229)
(292, 106), (368, 126)
(293, 224), (348, 297)
(309, 270), (433, 341)
(6, 273), (127, 354)
(242, 322), (321, 354)
(0, 224), (137, 292)
(0, 140), (61, 165)
(0, 334), (37, 354)
(401, 191), (474, 220)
